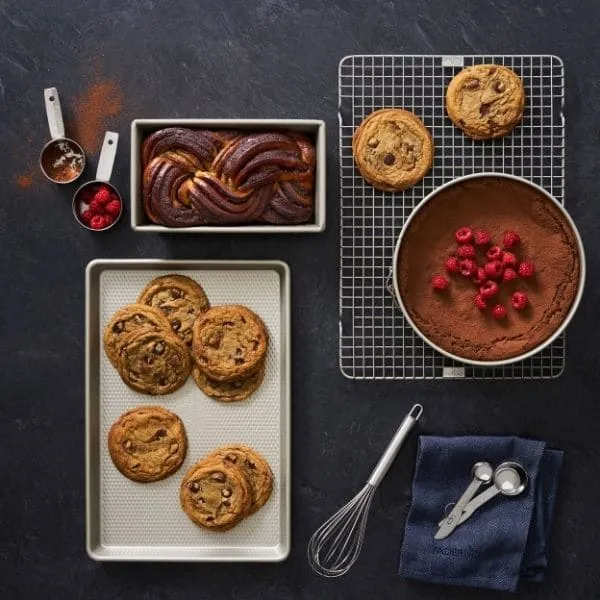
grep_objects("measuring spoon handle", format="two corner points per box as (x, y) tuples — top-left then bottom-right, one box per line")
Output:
(96, 132), (119, 182)
(44, 87), (65, 140)
(458, 485), (501, 524)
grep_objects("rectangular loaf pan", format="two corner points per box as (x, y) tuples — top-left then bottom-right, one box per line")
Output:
(130, 119), (326, 233)
(86, 259), (291, 561)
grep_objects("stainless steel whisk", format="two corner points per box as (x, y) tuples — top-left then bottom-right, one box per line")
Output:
(307, 404), (423, 577)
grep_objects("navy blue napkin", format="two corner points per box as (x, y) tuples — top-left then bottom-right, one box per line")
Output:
(398, 436), (563, 592)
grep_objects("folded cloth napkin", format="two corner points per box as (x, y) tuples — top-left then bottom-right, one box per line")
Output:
(398, 436), (563, 593)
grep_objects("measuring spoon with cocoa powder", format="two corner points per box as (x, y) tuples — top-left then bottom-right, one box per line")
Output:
(39, 87), (86, 184)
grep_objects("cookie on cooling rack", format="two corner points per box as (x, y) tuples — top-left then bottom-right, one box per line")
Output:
(446, 64), (525, 140)
(108, 406), (187, 483)
(352, 108), (434, 192)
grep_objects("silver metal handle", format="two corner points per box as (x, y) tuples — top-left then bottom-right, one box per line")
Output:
(44, 87), (65, 140)
(367, 404), (423, 488)
(457, 485), (500, 524)
(96, 131), (119, 182)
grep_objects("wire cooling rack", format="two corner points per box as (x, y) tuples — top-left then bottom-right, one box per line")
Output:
(338, 55), (565, 380)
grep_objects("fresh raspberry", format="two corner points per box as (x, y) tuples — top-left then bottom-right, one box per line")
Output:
(474, 294), (487, 310)
(103, 213), (115, 226)
(457, 244), (476, 259)
(455, 227), (473, 244)
(459, 259), (477, 277)
(486, 246), (503, 261)
(431, 275), (449, 291)
(502, 268), (518, 282)
(94, 186), (112, 206)
(491, 304), (507, 320)
(473, 229), (491, 246)
(511, 291), (529, 310)
(480, 280), (499, 299)
(502, 251), (517, 268)
(484, 260), (504, 280)
(90, 215), (107, 230)
(472, 267), (487, 285)
(503, 230), (520, 249)
(518, 260), (536, 278)
(105, 199), (122, 218)
(88, 199), (103, 215)
(80, 209), (93, 225)
(444, 256), (460, 273)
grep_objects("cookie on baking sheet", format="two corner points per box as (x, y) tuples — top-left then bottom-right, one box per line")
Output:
(446, 64), (525, 140)
(352, 108), (434, 192)
(180, 457), (253, 530)
(137, 274), (210, 345)
(191, 305), (268, 382)
(103, 303), (172, 367)
(117, 328), (191, 395)
(191, 362), (265, 402)
(108, 406), (187, 483)
(206, 445), (273, 514)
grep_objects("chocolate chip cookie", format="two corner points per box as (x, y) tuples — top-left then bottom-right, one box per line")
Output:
(191, 362), (265, 402)
(446, 64), (525, 140)
(103, 303), (172, 367)
(138, 274), (210, 346)
(206, 445), (273, 514)
(180, 457), (253, 530)
(352, 108), (434, 191)
(108, 406), (187, 482)
(117, 328), (191, 395)
(191, 305), (268, 382)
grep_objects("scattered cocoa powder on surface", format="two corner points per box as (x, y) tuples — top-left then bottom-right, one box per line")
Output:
(71, 80), (124, 152)
(15, 173), (34, 189)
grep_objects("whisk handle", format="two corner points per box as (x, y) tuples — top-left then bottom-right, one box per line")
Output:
(367, 404), (423, 488)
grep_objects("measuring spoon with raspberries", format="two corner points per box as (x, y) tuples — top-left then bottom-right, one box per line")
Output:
(72, 131), (122, 231)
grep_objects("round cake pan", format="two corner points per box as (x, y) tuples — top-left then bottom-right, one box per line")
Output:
(392, 172), (586, 367)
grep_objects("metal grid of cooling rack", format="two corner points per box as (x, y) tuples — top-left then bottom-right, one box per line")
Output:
(338, 55), (566, 380)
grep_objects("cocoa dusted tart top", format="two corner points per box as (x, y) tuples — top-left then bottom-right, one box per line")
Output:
(397, 176), (581, 362)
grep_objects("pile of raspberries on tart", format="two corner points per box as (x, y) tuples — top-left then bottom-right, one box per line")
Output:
(430, 227), (534, 320)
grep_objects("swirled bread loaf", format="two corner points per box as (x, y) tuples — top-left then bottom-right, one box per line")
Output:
(142, 128), (315, 226)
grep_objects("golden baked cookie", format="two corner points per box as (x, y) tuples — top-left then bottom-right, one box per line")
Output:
(191, 362), (265, 402)
(206, 445), (273, 514)
(191, 305), (268, 382)
(352, 108), (434, 191)
(446, 64), (525, 140)
(108, 406), (187, 483)
(117, 328), (191, 395)
(137, 274), (210, 345)
(180, 457), (253, 530)
(103, 303), (171, 367)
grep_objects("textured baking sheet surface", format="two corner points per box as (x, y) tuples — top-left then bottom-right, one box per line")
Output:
(338, 54), (565, 379)
(97, 268), (281, 551)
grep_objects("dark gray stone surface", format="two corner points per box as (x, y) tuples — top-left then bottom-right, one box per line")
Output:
(1, 0), (599, 598)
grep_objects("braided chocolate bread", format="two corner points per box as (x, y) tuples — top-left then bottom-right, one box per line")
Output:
(142, 128), (316, 226)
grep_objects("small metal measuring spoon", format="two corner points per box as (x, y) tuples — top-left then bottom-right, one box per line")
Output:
(456, 461), (528, 525)
(72, 131), (121, 231)
(39, 87), (85, 184)
(435, 461), (493, 540)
